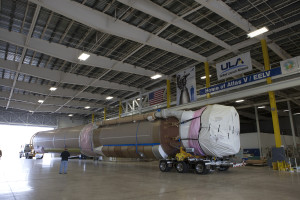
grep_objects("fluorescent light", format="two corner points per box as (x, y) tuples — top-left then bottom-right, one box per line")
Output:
(247, 27), (268, 38)
(84, 106), (90, 109)
(29, 110), (34, 113)
(38, 100), (44, 104)
(235, 99), (244, 103)
(151, 74), (162, 79)
(201, 75), (212, 79)
(283, 110), (289, 112)
(49, 87), (57, 91)
(258, 106), (265, 109)
(293, 113), (300, 115)
(78, 53), (90, 61)
(68, 114), (73, 117)
(106, 96), (113, 100)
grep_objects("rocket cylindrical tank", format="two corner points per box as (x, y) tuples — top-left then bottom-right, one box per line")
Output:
(33, 105), (240, 158)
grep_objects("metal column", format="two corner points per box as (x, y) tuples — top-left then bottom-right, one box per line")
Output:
(104, 107), (107, 120)
(254, 106), (262, 158)
(287, 101), (297, 149)
(119, 100), (122, 118)
(261, 39), (282, 147)
(204, 61), (211, 99)
(167, 79), (171, 108)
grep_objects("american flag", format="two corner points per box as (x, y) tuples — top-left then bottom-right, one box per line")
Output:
(149, 89), (164, 106)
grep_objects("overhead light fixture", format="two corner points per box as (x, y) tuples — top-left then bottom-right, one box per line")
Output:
(235, 99), (244, 103)
(78, 52), (90, 61)
(68, 114), (73, 117)
(258, 106), (265, 109)
(293, 113), (300, 115)
(29, 110), (34, 113)
(49, 87), (57, 91)
(106, 96), (113, 100)
(201, 75), (212, 79)
(38, 100), (44, 104)
(151, 74), (162, 80)
(247, 27), (268, 38)
(283, 110), (289, 112)
(84, 106), (90, 109)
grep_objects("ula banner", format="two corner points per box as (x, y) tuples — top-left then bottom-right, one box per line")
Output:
(216, 52), (252, 80)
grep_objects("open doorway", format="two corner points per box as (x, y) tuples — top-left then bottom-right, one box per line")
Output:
(0, 125), (53, 160)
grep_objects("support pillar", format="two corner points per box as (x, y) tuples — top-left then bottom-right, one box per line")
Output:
(119, 100), (122, 118)
(104, 107), (107, 121)
(261, 39), (282, 148)
(167, 79), (171, 108)
(287, 101), (297, 149)
(204, 61), (211, 99)
(254, 106), (262, 158)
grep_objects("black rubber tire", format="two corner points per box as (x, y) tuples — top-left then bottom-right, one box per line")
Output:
(159, 160), (171, 172)
(29, 156), (33, 159)
(25, 153), (29, 159)
(176, 161), (188, 173)
(19, 154), (22, 158)
(218, 166), (230, 171)
(195, 161), (210, 175)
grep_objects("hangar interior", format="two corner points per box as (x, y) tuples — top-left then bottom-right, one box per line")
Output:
(0, 0), (300, 200)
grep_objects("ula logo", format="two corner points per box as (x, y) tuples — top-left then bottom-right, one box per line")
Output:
(221, 58), (245, 74)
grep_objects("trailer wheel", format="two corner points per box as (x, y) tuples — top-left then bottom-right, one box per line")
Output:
(176, 161), (188, 173)
(159, 160), (171, 172)
(218, 166), (229, 171)
(195, 161), (209, 175)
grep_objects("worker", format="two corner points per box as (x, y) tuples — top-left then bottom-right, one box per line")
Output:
(59, 148), (70, 174)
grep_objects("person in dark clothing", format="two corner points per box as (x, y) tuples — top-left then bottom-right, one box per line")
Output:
(59, 148), (70, 174)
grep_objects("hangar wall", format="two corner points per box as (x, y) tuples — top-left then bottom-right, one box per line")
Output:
(57, 116), (87, 129)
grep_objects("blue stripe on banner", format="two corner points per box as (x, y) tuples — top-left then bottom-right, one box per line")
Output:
(103, 143), (160, 147)
(199, 67), (282, 95)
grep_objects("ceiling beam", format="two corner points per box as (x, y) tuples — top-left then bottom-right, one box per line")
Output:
(276, 91), (300, 107)
(0, 90), (104, 109)
(0, 28), (160, 79)
(29, 0), (207, 62)
(195, 0), (291, 60)
(0, 59), (140, 92)
(117, 0), (231, 50)
(238, 110), (270, 120)
(0, 78), (108, 101)
(6, 5), (41, 109)
(116, 0), (265, 74)
(0, 99), (95, 114)
(208, 21), (300, 62)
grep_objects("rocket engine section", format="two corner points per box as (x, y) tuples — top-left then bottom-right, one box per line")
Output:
(33, 105), (240, 159)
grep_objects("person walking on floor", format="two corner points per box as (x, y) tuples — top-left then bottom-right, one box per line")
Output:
(59, 148), (70, 174)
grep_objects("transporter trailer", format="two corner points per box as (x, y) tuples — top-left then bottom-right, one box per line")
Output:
(159, 147), (244, 174)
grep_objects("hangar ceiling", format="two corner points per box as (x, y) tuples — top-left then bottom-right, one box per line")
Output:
(0, 0), (299, 122)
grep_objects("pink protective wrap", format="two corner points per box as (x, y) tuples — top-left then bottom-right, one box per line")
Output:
(79, 124), (98, 156)
(188, 107), (206, 156)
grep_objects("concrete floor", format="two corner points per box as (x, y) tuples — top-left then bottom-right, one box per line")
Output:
(0, 155), (300, 200)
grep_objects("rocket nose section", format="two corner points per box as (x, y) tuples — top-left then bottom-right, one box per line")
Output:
(199, 105), (240, 157)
